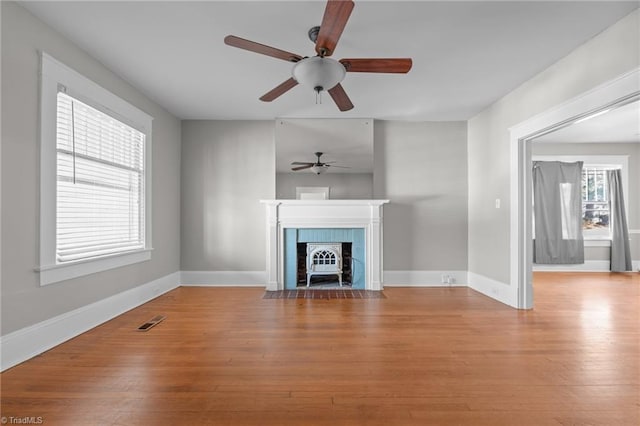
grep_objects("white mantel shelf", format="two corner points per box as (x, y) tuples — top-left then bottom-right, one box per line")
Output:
(260, 200), (389, 291)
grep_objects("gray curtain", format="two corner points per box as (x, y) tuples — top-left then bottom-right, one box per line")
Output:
(533, 161), (584, 264)
(608, 169), (632, 271)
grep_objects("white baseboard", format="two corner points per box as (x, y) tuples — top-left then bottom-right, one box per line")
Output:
(181, 270), (471, 288)
(533, 260), (640, 272)
(467, 272), (517, 308)
(383, 270), (468, 287)
(0, 271), (180, 372)
(180, 271), (266, 286)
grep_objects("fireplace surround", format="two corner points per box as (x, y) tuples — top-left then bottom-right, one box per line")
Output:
(260, 200), (388, 291)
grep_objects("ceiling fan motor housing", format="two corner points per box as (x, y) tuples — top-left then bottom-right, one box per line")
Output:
(308, 26), (320, 43)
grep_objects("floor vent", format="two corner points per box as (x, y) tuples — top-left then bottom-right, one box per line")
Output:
(137, 315), (166, 331)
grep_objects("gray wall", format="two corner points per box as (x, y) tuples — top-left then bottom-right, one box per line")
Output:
(374, 121), (468, 271)
(181, 121), (275, 271)
(181, 119), (468, 274)
(532, 142), (640, 261)
(468, 10), (640, 284)
(1, 2), (182, 335)
(276, 172), (373, 199)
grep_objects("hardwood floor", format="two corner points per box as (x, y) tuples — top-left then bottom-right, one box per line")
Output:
(1, 272), (638, 425)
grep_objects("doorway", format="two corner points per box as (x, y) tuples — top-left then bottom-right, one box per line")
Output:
(510, 68), (639, 309)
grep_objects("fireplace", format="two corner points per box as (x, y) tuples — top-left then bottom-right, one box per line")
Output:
(284, 228), (362, 289)
(305, 243), (343, 286)
(260, 200), (388, 291)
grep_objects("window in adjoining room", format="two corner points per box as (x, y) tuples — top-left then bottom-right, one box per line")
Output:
(581, 167), (611, 237)
(532, 155), (628, 244)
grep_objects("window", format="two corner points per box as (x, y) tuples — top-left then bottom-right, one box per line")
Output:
(38, 53), (153, 285)
(56, 92), (145, 262)
(532, 155), (628, 243)
(581, 167), (610, 236)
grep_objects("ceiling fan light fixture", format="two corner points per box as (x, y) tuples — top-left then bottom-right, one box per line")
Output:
(292, 56), (346, 92)
(311, 164), (329, 175)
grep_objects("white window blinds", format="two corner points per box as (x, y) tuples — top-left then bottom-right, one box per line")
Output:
(56, 92), (145, 263)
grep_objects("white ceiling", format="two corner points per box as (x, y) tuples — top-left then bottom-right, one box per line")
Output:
(534, 100), (640, 144)
(20, 1), (638, 121)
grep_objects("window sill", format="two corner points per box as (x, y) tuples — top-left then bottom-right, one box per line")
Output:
(37, 248), (153, 286)
(584, 238), (611, 247)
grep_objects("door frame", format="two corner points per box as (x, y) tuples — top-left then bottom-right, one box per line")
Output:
(509, 68), (640, 309)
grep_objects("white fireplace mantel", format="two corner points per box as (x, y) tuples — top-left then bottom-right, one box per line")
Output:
(260, 200), (389, 291)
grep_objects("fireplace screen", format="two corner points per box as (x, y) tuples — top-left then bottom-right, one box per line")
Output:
(306, 243), (343, 287)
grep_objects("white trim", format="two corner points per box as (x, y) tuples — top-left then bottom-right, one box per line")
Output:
(509, 67), (640, 310)
(467, 272), (517, 308)
(629, 229), (640, 234)
(180, 271), (266, 286)
(38, 52), (153, 286)
(533, 260), (610, 272)
(584, 239), (611, 247)
(0, 272), (179, 372)
(40, 53), (153, 128)
(37, 249), (152, 286)
(534, 260), (640, 272)
(383, 270), (468, 287)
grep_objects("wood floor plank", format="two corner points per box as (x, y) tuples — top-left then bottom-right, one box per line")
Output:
(1, 272), (638, 425)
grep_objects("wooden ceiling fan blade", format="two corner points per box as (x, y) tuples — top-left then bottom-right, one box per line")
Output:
(292, 164), (314, 171)
(291, 162), (314, 166)
(260, 78), (299, 102)
(327, 84), (354, 111)
(315, 0), (354, 57)
(339, 58), (413, 73)
(328, 165), (350, 168)
(224, 35), (303, 63)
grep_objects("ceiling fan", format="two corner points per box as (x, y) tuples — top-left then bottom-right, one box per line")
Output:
(291, 152), (349, 174)
(224, 0), (412, 112)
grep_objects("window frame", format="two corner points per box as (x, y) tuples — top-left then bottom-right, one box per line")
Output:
(532, 154), (629, 245)
(38, 52), (153, 286)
